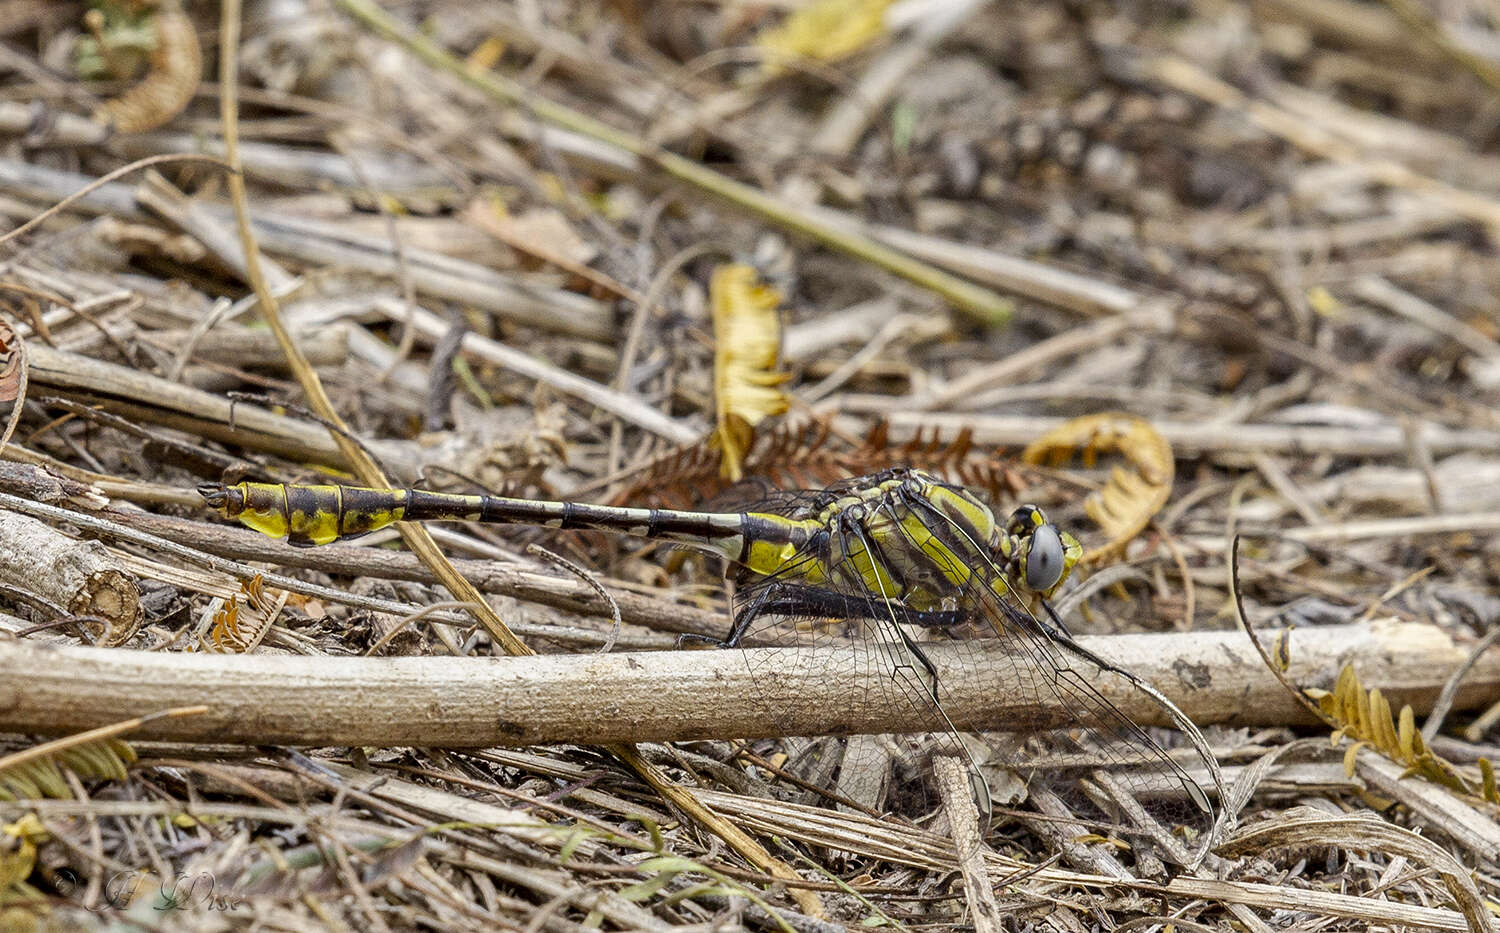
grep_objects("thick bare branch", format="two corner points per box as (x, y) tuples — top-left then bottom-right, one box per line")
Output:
(0, 620), (1489, 747)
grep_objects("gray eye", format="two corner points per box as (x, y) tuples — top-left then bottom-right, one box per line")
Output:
(1025, 524), (1064, 592)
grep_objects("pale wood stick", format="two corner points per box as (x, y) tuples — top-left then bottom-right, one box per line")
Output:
(932, 754), (1004, 933)
(0, 620), (1490, 747)
(137, 325), (349, 369)
(0, 510), (140, 645)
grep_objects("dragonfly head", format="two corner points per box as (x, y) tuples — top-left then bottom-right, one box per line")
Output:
(1005, 505), (1082, 598)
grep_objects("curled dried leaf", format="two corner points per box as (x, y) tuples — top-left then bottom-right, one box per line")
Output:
(709, 265), (790, 482)
(91, 0), (201, 134)
(1341, 742), (1362, 777)
(1371, 690), (1398, 752)
(1397, 705), (1417, 760)
(0, 815), (44, 891)
(1021, 412), (1173, 563)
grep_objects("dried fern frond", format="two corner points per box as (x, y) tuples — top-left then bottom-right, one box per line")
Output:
(1022, 412), (1173, 563)
(709, 265), (790, 482)
(203, 575), (287, 653)
(610, 416), (1034, 509)
(0, 738), (137, 802)
(1309, 664), (1498, 804)
(0, 708), (204, 803)
(608, 419), (827, 506)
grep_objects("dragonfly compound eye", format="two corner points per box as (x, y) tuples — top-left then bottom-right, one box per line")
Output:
(1024, 523), (1065, 593)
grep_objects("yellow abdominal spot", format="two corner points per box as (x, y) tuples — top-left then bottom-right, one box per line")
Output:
(989, 576), (1014, 601)
(927, 485), (994, 533)
(341, 507), (404, 537)
(239, 505), (290, 539)
(294, 507), (342, 546)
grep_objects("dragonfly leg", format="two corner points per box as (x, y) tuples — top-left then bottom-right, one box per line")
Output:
(722, 581), (783, 647)
(680, 578), (808, 649)
(886, 619), (943, 704)
(722, 581), (860, 646)
(1039, 599), (1078, 640)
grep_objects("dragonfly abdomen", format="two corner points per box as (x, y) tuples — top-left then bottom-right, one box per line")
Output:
(200, 481), (816, 561)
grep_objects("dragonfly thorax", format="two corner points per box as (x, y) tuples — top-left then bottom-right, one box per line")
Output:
(772, 468), (1082, 611)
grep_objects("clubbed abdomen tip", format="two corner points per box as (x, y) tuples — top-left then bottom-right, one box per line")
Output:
(197, 482), (229, 511)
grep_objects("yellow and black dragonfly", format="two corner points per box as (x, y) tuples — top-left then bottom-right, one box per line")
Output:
(200, 467), (1220, 865)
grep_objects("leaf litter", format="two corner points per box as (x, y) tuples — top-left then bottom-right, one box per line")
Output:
(0, 0), (1498, 930)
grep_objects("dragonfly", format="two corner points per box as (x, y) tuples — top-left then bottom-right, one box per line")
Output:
(199, 467), (1222, 866)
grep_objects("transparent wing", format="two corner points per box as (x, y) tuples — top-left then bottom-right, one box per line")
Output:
(730, 525), (992, 822)
(717, 469), (905, 521)
(727, 479), (1217, 868)
(897, 485), (1219, 860)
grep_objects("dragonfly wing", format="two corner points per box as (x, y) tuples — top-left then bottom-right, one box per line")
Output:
(730, 518), (995, 820)
(920, 521), (1221, 864)
(731, 484), (1219, 868)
